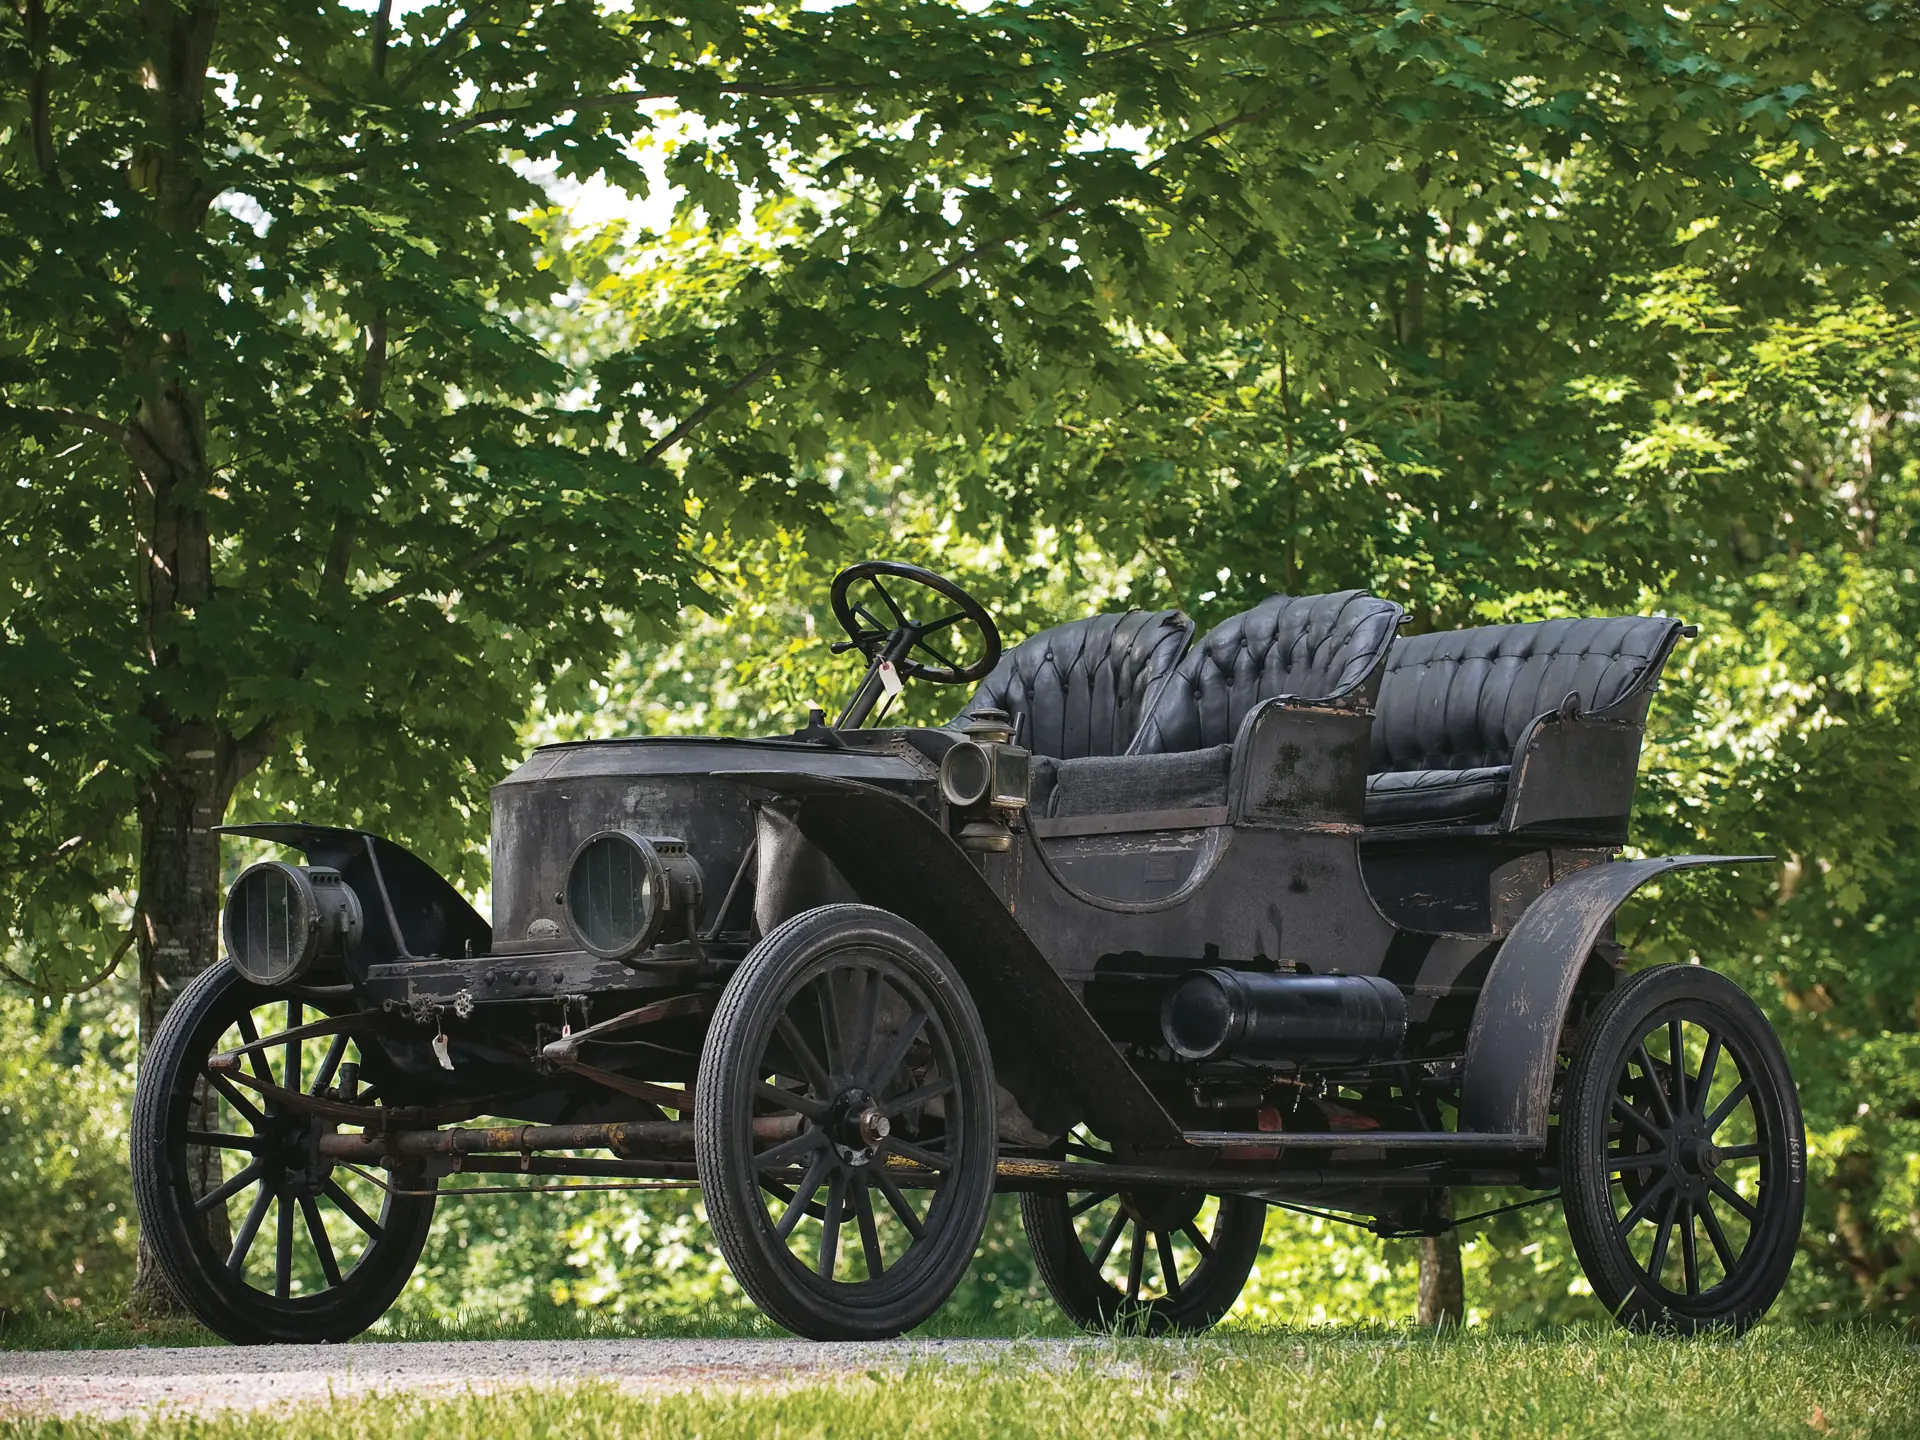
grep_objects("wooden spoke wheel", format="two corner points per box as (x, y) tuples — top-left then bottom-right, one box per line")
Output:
(694, 904), (996, 1339)
(1561, 964), (1804, 1334)
(1020, 1130), (1266, 1334)
(130, 962), (435, 1344)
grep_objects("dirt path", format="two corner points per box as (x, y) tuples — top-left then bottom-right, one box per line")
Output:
(1, 1337), (1074, 1421)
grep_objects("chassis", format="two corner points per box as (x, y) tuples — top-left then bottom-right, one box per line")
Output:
(131, 562), (1805, 1341)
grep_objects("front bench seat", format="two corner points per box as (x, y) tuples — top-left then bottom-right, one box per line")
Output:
(1364, 615), (1687, 829)
(950, 608), (1194, 762)
(1041, 590), (1403, 820)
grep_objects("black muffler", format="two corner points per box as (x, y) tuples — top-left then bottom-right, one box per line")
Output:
(1160, 968), (1407, 1064)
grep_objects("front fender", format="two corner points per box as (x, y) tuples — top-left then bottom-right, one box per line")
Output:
(714, 770), (1183, 1148)
(1458, 854), (1767, 1141)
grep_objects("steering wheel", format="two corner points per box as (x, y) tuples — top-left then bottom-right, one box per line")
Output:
(828, 561), (1001, 726)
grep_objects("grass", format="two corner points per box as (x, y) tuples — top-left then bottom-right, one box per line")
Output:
(5, 1328), (1919, 1438)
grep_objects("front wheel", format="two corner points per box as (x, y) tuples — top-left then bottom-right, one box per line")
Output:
(1560, 964), (1804, 1334)
(129, 962), (435, 1344)
(694, 904), (998, 1339)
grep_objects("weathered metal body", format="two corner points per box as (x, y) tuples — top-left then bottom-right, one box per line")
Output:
(141, 564), (1798, 1342)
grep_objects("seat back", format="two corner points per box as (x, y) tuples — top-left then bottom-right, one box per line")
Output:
(1135, 590), (1404, 754)
(1370, 615), (1686, 776)
(950, 609), (1194, 760)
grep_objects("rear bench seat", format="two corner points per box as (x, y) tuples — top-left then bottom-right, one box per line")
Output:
(1363, 616), (1688, 833)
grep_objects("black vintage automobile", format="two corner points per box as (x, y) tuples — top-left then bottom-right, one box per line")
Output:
(131, 562), (1804, 1342)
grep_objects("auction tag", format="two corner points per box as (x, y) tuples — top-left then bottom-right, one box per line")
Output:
(877, 659), (904, 697)
(432, 1031), (455, 1071)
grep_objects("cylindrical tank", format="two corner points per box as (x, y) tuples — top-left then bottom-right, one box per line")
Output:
(1159, 968), (1407, 1064)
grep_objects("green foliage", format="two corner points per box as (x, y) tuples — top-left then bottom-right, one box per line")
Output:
(0, 987), (137, 1317)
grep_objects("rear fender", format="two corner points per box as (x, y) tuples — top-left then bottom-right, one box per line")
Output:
(1458, 855), (1767, 1141)
(714, 770), (1183, 1148)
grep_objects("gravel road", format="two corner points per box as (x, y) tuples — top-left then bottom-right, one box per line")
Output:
(1, 1337), (1075, 1421)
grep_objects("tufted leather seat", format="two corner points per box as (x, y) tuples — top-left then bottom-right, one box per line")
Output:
(950, 609), (1194, 760)
(1364, 615), (1686, 828)
(1135, 590), (1406, 754)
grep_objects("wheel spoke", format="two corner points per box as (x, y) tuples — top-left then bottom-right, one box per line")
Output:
(918, 610), (967, 638)
(321, 1177), (385, 1240)
(777, 1150), (832, 1240)
(1705, 1079), (1754, 1136)
(1646, 1191), (1679, 1281)
(1125, 1221), (1147, 1302)
(754, 1127), (829, 1172)
(869, 577), (907, 626)
(1067, 1190), (1114, 1219)
(1667, 1019), (1688, 1114)
(870, 1165), (926, 1242)
(852, 967), (885, 1078)
(227, 1184), (274, 1276)
(283, 1002), (303, 1095)
(865, 1008), (928, 1093)
(1678, 1199), (1701, 1296)
(915, 635), (960, 671)
(234, 1012), (274, 1088)
(186, 1130), (260, 1153)
(1605, 1148), (1665, 1173)
(1091, 1210), (1127, 1268)
(274, 1193), (294, 1299)
(882, 1077), (954, 1116)
(1633, 1042), (1674, 1125)
(1693, 1034), (1723, 1117)
(1181, 1221), (1214, 1260)
(815, 971), (847, 1077)
(1708, 1175), (1760, 1225)
(1155, 1229), (1183, 1301)
(310, 1033), (349, 1096)
(1065, 1139), (1111, 1161)
(208, 1070), (267, 1131)
(1699, 1192), (1741, 1271)
(852, 1176), (886, 1278)
(299, 1194), (343, 1288)
(1610, 1097), (1665, 1145)
(884, 1137), (951, 1172)
(755, 1081), (827, 1120)
(1716, 1142), (1764, 1161)
(195, 1158), (266, 1214)
(1615, 1176), (1673, 1238)
(773, 1016), (833, 1097)
(818, 1172), (846, 1278)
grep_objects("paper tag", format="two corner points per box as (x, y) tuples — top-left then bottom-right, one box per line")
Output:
(877, 659), (904, 697)
(431, 1032), (454, 1071)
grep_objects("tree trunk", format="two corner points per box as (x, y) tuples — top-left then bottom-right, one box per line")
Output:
(1417, 1191), (1465, 1327)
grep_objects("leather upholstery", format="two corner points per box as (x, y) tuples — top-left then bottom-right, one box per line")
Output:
(1136, 590), (1405, 754)
(1362, 765), (1512, 827)
(1363, 615), (1684, 827)
(950, 609), (1193, 760)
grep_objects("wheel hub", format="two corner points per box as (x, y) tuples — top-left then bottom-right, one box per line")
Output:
(824, 1087), (889, 1166)
(1120, 1189), (1205, 1232)
(1664, 1115), (1720, 1198)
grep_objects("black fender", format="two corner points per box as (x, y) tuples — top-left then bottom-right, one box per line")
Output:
(1457, 854), (1767, 1141)
(714, 770), (1183, 1148)
(215, 823), (492, 969)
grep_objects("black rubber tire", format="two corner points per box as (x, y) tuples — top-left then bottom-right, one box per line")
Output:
(1561, 963), (1804, 1334)
(695, 904), (997, 1339)
(130, 962), (436, 1344)
(1021, 1183), (1266, 1334)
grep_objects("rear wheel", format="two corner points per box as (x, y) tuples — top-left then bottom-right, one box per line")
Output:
(695, 904), (997, 1339)
(1020, 1130), (1265, 1333)
(1561, 964), (1804, 1333)
(130, 962), (435, 1344)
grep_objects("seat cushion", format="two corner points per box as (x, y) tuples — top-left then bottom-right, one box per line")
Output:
(1047, 745), (1233, 819)
(1363, 766), (1512, 827)
(1370, 616), (1683, 774)
(1136, 590), (1405, 754)
(952, 609), (1193, 760)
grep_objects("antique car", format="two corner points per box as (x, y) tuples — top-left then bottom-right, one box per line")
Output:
(131, 561), (1805, 1343)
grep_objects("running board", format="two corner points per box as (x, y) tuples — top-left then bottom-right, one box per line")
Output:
(1181, 1130), (1544, 1153)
